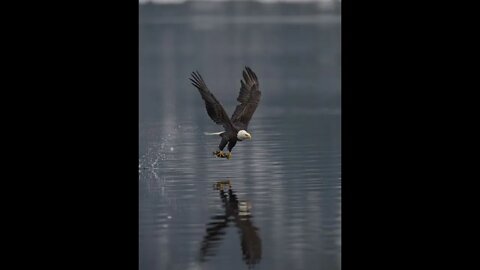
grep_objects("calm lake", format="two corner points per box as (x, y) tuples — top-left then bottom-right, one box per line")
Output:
(139, 2), (341, 270)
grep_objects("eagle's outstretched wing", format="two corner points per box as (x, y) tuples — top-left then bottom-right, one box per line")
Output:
(190, 71), (235, 133)
(231, 67), (261, 130)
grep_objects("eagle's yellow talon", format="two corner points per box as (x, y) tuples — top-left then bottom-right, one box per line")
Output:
(213, 150), (225, 157)
(212, 150), (231, 159)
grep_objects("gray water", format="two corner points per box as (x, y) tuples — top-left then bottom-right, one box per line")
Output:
(139, 2), (341, 270)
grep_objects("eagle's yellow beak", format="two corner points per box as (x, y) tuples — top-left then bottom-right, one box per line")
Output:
(247, 133), (252, 140)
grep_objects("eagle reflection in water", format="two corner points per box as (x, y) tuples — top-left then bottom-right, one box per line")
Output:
(199, 182), (262, 267)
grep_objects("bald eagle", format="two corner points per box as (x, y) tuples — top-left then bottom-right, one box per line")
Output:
(190, 67), (261, 159)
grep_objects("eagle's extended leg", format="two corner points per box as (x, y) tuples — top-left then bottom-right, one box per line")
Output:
(214, 137), (228, 158)
(226, 141), (237, 159)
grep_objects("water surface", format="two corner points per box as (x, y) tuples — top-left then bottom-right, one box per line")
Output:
(139, 3), (341, 270)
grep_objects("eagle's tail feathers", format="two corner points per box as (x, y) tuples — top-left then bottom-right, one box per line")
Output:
(204, 131), (224, 136)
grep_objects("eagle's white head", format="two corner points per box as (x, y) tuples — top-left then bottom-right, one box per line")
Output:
(237, 130), (252, 140)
